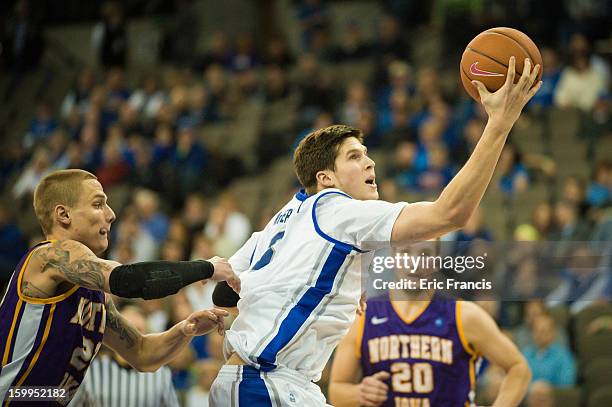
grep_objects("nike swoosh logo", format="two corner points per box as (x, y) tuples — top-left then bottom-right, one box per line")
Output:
(470, 62), (504, 77)
(371, 316), (388, 325)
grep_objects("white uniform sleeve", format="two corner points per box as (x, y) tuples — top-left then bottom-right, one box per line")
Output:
(228, 231), (262, 274)
(314, 194), (408, 251)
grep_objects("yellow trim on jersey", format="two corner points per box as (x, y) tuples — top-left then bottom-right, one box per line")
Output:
(2, 299), (23, 367)
(355, 312), (366, 358)
(390, 298), (431, 325)
(468, 352), (478, 395)
(456, 301), (476, 356)
(13, 304), (56, 388)
(17, 241), (80, 305)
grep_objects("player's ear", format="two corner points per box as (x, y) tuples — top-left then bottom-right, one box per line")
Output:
(315, 170), (335, 189)
(55, 204), (71, 227)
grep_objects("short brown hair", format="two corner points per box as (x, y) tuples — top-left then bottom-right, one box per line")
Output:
(293, 124), (363, 194)
(33, 169), (97, 235)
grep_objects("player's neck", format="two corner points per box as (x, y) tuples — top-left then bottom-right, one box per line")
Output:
(390, 289), (435, 320)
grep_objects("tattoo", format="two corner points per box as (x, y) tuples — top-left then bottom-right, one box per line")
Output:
(35, 240), (109, 291)
(104, 298), (140, 349)
(21, 281), (53, 298)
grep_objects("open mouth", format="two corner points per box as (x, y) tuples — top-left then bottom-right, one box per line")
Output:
(365, 176), (377, 187)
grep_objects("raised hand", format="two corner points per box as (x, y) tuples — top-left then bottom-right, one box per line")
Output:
(180, 308), (229, 337)
(472, 56), (542, 128)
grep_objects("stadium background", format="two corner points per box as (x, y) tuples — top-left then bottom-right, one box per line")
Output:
(0, 0), (610, 405)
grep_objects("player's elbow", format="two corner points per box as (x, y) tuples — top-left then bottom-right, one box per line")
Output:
(510, 355), (532, 388)
(438, 201), (470, 230)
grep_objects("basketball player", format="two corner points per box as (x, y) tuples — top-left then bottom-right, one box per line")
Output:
(328, 241), (530, 407)
(0, 169), (239, 406)
(209, 57), (541, 405)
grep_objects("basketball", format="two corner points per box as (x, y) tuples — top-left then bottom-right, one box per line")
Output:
(460, 27), (543, 101)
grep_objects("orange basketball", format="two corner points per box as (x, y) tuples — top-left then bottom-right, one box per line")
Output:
(460, 27), (543, 102)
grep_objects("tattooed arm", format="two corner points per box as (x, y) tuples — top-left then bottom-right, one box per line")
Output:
(102, 295), (228, 372)
(26, 239), (120, 295)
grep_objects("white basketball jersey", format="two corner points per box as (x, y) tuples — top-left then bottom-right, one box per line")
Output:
(225, 188), (407, 381)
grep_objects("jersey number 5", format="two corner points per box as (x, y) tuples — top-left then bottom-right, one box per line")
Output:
(252, 231), (285, 271)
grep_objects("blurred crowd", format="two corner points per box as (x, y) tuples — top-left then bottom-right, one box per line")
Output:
(1, 0), (611, 405)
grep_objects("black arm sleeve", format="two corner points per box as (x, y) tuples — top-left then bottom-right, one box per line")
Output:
(212, 281), (240, 307)
(109, 260), (214, 300)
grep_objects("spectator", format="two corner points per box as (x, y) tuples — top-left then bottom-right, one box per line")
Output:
(554, 34), (607, 111)
(110, 206), (157, 262)
(550, 201), (591, 241)
(0, 204), (28, 285)
(24, 101), (58, 149)
(547, 245), (611, 313)
(230, 33), (260, 72)
(522, 313), (576, 387)
(205, 193), (251, 257)
(528, 48), (562, 110)
(498, 144), (529, 196)
(172, 125), (209, 197)
(587, 160), (612, 208)
(416, 142), (454, 192)
(296, 0), (329, 51)
(61, 68), (96, 119)
(194, 31), (232, 70)
(12, 147), (52, 201)
(134, 188), (170, 244)
(263, 36), (294, 68)
(182, 193), (209, 246)
(96, 137), (130, 188)
(562, 175), (589, 216)
(185, 359), (222, 407)
(92, 1), (128, 68)
(526, 380), (555, 407)
(329, 21), (372, 62)
(128, 73), (165, 121)
(294, 54), (334, 124)
(340, 81), (372, 126)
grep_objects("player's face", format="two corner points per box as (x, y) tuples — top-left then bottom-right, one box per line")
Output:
(330, 137), (378, 200)
(68, 179), (116, 255)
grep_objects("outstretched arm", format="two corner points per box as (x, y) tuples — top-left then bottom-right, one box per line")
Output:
(102, 295), (227, 372)
(26, 239), (239, 300)
(391, 57), (542, 244)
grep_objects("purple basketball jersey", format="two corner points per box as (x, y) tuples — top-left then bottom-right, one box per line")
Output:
(358, 295), (479, 407)
(0, 241), (106, 406)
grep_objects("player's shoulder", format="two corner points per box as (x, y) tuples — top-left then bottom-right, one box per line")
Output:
(458, 300), (493, 328)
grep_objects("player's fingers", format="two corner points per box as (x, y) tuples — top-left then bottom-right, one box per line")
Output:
(529, 64), (541, 87)
(504, 56), (516, 86)
(525, 80), (543, 101)
(216, 319), (225, 336)
(210, 308), (230, 318)
(361, 392), (387, 406)
(522, 57), (532, 79)
(372, 371), (391, 381)
(471, 80), (489, 99)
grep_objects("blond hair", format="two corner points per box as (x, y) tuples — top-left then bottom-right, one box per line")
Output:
(33, 169), (97, 235)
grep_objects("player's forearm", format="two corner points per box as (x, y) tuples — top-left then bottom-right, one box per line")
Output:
(138, 322), (192, 372)
(328, 383), (362, 407)
(492, 360), (531, 407)
(109, 260), (214, 299)
(436, 118), (511, 226)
